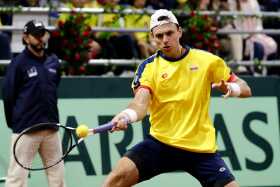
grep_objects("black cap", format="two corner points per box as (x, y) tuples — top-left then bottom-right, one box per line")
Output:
(23, 20), (48, 37)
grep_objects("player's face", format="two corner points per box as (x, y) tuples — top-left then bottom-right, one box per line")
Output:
(151, 23), (182, 57)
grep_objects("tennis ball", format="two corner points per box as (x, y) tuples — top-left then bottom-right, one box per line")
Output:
(76, 124), (89, 138)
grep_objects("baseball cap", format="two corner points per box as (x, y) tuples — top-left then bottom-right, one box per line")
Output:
(23, 20), (49, 37)
(150, 9), (179, 30)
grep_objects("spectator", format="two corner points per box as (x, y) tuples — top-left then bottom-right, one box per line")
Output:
(17, 0), (48, 6)
(147, 0), (177, 9)
(0, 20), (12, 59)
(0, 32), (12, 59)
(258, 0), (280, 11)
(58, 0), (98, 26)
(0, 1), (13, 39)
(60, 0), (139, 60)
(92, 0), (141, 75)
(95, 0), (140, 60)
(198, 0), (235, 60)
(227, 0), (277, 75)
(125, 0), (156, 58)
(56, 0), (102, 60)
(259, 0), (280, 75)
(200, 0), (230, 10)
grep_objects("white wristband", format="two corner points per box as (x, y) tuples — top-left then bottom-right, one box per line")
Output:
(122, 108), (138, 123)
(228, 83), (241, 97)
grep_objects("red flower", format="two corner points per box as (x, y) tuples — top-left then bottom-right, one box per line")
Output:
(76, 37), (83, 45)
(196, 34), (204, 41)
(79, 66), (86, 74)
(51, 30), (60, 38)
(190, 26), (197, 33)
(190, 11), (196, 17)
(209, 35), (217, 41)
(83, 31), (90, 37)
(204, 39), (210, 46)
(194, 43), (203, 49)
(97, 0), (106, 5)
(203, 15), (209, 20)
(75, 53), (81, 61)
(53, 11), (96, 75)
(183, 10), (221, 53)
(213, 41), (221, 49)
(58, 20), (64, 28)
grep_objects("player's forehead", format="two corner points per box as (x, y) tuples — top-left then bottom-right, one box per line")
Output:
(152, 23), (178, 35)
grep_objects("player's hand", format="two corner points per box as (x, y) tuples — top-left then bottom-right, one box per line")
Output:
(110, 112), (130, 132)
(212, 80), (232, 98)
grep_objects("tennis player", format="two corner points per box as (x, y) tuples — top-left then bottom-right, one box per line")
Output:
(2, 20), (66, 187)
(103, 9), (252, 187)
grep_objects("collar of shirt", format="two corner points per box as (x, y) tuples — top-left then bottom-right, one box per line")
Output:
(158, 47), (190, 62)
(24, 47), (47, 62)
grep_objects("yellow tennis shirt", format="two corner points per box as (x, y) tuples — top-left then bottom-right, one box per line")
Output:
(132, 48), (231, 153)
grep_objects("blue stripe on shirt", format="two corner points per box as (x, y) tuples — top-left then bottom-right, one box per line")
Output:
(133, 54), (156, 89)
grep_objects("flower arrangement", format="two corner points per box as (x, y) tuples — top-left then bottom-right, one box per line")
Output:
(50, 12), (95, 75)
(182, 11), (221, 53)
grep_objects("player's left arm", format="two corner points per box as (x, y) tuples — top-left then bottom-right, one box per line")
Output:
(212, 73), (252, 98)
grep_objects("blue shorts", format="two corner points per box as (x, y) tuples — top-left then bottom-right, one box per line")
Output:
(124, 135), (235, 187)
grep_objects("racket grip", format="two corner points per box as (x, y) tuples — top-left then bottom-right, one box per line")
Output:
(94, 122), (114, 133)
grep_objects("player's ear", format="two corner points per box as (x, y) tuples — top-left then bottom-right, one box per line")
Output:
(150, 31), (154, 38)
(22, 34), (29, 45)
(178, 26), (183, 37)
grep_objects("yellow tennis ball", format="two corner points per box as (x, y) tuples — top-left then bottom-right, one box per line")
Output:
(76, 124), (89, 138)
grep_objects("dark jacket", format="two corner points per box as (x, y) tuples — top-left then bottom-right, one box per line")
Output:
(2, 48), (61, 133)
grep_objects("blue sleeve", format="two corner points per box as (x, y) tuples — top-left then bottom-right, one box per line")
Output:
(2, 60), (21, 128)
(56, 57), (61, 85)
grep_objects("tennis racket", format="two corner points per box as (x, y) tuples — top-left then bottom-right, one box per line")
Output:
(13, 122), (114, 171)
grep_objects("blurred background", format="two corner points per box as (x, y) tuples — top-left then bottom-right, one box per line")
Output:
(0, 0), (280, 76)
(0, 0), (280, 186)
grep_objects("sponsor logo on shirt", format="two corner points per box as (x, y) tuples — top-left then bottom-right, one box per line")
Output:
(48, 68), (57, 74)
(161, 72), (168, 79)
(189, 64), (199, 71)
(27, 66), (38, 78)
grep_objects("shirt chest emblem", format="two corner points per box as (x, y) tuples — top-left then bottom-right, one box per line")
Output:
(161, 72), (168, 79)
(27, 66), (38, 78)
(189, 64), (199, 71)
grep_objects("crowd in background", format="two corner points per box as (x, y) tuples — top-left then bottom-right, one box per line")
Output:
(0, 0), (280, 76)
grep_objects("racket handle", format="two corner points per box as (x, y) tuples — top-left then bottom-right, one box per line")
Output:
(93, 122), (114, 133)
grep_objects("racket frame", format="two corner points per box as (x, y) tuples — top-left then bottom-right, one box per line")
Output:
(13, 122), (114, 171)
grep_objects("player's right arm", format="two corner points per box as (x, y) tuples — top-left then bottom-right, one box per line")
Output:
(111, 87), (151, 131)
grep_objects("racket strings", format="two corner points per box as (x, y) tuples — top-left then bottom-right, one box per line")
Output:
(14, 134), (42, 170)
(14, 127), (72, 170)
